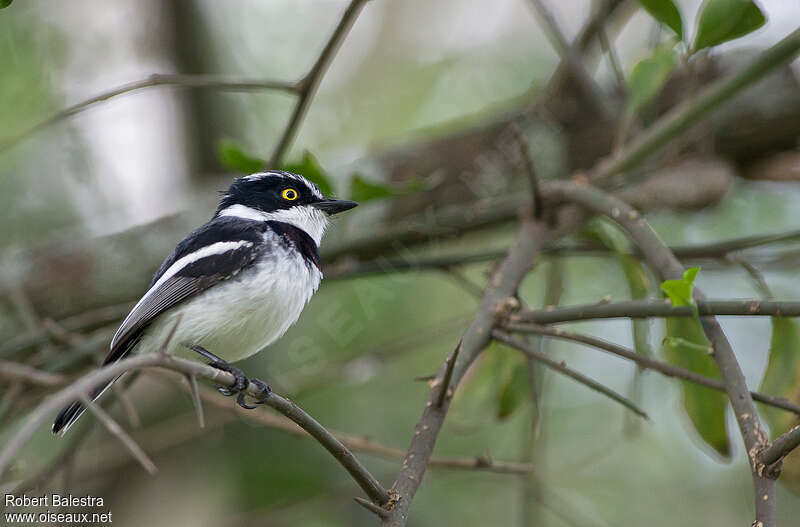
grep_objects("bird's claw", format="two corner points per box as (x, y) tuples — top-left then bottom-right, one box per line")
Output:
(207, 360), (271, 409)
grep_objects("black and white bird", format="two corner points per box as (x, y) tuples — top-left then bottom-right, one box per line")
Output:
(52, 171), (357, 434)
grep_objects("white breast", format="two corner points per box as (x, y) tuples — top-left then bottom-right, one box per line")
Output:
(136, 230), (322, 363)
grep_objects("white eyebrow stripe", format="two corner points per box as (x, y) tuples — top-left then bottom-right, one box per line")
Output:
(111, 240), (254, 347)
(218, 204), (271, 221)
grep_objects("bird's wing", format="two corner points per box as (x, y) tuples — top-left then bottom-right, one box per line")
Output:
(107, 217), (268, 364)
(52, 217), (268, 434)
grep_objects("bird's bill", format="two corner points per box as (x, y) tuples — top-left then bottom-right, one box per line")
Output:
(312, 199), (358, 215)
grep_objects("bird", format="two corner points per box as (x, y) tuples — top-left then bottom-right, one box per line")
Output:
(52, 171), (357, 434)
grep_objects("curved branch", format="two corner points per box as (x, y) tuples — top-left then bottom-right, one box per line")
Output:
(549, 181), (775, 526)
(0, 353), (389, 506)
(0, 74), (297, 154)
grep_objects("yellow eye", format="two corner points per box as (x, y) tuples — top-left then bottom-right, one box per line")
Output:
(282, 188), (298, 201)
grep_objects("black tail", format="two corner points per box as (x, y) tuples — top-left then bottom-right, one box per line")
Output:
(52, 378), (117, 435)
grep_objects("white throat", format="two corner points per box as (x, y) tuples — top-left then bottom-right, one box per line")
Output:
(218, 204), (329, 246)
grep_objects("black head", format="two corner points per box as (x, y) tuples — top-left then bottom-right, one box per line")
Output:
(216, 171), (357, 216)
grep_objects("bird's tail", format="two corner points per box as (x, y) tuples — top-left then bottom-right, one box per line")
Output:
(51, 376), (119, 435)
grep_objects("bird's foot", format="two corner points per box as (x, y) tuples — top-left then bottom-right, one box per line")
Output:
(188, 345), (271, 409)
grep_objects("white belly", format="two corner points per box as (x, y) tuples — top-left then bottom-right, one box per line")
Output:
(136, 247), (321, 363)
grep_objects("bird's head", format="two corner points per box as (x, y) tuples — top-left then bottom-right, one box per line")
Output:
(216, 171), (358, 246)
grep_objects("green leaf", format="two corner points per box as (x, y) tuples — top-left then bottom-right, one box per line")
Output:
(636, 0), (683, 39)
(660, 266), (700, 307)
(663, 316), (730, 457)
(279, 150), (334, 197)
(217, 138), (265, 174)
(497, 363), (529, 420)
(759, 318), (800, 438)
(0, 0), (13, 8)
(628, 46), (678, 112)
(693, 0), (766, 52)
(349, 174), (399, 203)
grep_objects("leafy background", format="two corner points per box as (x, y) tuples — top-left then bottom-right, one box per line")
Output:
(2, 0), (800, 526)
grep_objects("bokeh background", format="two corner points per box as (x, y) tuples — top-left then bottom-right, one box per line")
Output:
(2, 0), (800, 525)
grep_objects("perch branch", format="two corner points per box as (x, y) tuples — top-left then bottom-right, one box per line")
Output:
(0, 353), (389, 506)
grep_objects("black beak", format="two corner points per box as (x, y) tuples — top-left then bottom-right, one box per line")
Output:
(312, 199), (359, 215)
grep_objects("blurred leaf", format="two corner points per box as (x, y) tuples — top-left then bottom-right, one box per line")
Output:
(497, 363), (529, 420)
(660, 266), (700, 307)
(0, 0), (12, 8)
(759, 318), (800, 438)
(636, 0), (683, 39)
(663, 317), (730, 457)
(280, 150), (334, 197)
(350, 174), (400, 203)
(217, 138), (264, 174)
(693, 0), (766, 52)
(628, 46), (678, 112)
(661, 265), (727, 456)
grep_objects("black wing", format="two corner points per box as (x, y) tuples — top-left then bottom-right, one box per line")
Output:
(109, 216), (268, 364)
(52, 216), (267, 434)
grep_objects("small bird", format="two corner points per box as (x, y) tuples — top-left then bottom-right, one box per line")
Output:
(52, 171), (357, 434)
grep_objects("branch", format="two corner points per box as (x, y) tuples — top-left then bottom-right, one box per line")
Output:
(548, 181), (775, 526)
(268, 0), (370, 166)
(591, 27), (800, 181)
(526, 0), (610, 118)
(0, 75), (296, 154)
(0, 359), (68, 386)
(758, 425), (800, 467)
(493, 331), (649, 419)
(0, 354), (389, 506)
(382, 220), (549, 526)
(514, 299), (800, 325)
(503, 322), (800, 415)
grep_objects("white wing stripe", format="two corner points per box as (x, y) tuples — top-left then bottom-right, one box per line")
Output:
(111, 240), (253, 347)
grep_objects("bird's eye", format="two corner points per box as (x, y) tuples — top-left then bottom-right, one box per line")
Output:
(282, 188), (298, 201)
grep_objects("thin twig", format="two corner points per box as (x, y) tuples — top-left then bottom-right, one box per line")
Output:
(493, 331), (648, 420)
(514, 299), (800, 325)
(186, 374), (205, 429)
(503, 322), (800, 415)
(511, 123), (543, 219)
(354, 496), (390, 519)
(758, 425), (800, 467)
(268, 0), (370, 166)
(80, 395), (157, 475)
(525, 0), (610, 117)
(112, 382), (141, 428)
(0, 74), (296, 154)
(0, 359), (68, 386)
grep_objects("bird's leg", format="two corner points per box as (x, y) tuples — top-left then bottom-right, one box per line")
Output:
(187, 345), (271, 409)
